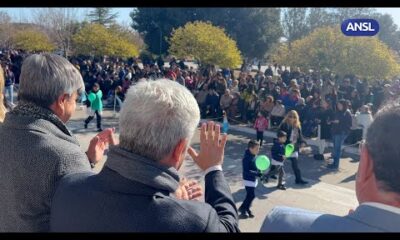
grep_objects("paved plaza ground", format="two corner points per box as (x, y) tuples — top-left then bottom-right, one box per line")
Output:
(68, 107), (359, 232)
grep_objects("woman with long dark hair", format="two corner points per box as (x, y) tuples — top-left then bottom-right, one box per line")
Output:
(315, 100), (334, 158)
(279, 110), (308, 185)
(329, 99), (353, 169)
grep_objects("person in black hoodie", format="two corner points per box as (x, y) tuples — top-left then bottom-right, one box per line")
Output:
(315, 100), (334, 159)
(279, 110), (308, 185)
(329, 99), (353, 169)
(262, 131), (288, 190)
(238, 140), (261, 218)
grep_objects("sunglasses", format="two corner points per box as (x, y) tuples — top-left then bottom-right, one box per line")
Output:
(288, 116), (297, 119)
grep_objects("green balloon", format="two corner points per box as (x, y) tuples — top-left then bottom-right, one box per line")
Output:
(255, 155), (270, 171)
(285, 144), (295, 157)
(88, 93), (96, 102)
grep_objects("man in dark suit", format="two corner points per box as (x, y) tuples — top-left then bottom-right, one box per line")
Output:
(50, 79), (239, 232)
(261, 101), (400, 232)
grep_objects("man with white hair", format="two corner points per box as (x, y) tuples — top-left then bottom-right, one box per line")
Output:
(50, 79), (239, 232)
(0, 54), (115, 232)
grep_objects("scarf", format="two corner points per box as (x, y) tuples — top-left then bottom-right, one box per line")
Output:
(105, 146), (180, 193)
(10, 101), (72, 137)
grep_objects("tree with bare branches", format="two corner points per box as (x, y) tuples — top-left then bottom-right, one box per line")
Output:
(0, 11), (14, 49)
(31, 8), (79, 57)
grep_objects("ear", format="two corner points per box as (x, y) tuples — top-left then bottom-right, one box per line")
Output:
(357, 146), (375, 184)
(172, 139), (188, 167)
(356, 145), (379, 203)
(49, 94), (68, 117)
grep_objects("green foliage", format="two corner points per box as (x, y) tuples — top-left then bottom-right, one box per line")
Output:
(87, 8), (119, 26)
(131, 8), (282, 58)
(282, 8), (375, 44)
(13, 29), (55, 52)
(72, 23), (139, 58)
(277, 26), (400, 80)
(168, 21), (242, 68)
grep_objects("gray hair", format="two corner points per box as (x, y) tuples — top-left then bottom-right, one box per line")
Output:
(18, 54), (84, 107)
(366, 100), (400, 194)
(119, 79), (200, 162)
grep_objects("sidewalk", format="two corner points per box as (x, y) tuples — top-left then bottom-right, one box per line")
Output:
(69, 110), (359, 232)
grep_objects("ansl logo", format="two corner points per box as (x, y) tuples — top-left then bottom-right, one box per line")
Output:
(341, 19), (380, 36)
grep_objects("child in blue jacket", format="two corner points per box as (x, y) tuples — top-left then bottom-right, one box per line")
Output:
(238, 140), (261, 218)
(262, 130), (287, 190)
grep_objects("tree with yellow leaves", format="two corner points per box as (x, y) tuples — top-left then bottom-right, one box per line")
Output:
(72, 23), (139, 58)
(275, 26), (400, 80)
(13, 28), (55, 52)
(168, 21), (242, 69)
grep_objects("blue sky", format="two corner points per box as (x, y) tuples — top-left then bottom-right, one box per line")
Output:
(1, 8), (400, 28)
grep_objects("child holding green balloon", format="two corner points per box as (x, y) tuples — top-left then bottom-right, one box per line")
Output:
(262, 130), (288, 190)
(238, 140), (262, 218)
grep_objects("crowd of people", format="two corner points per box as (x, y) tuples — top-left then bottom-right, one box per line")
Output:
(1, 52), (400, 232)
(66, 53), (396, 151)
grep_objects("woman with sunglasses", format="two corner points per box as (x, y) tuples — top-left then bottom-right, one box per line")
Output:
(279, 110), (309, 185)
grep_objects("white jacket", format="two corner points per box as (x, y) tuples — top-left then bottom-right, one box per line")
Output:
(355, 112), (373, 140)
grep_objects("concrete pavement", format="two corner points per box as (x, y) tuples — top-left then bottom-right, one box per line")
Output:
(67, 108), (359, 232)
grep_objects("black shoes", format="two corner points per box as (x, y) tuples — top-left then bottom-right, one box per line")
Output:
(97, 128), (103, 132)
(246, 209), (255, 218)
(277, 184), (287, 190)
(295, 180), (309, 185)
(84, 122), (88, 129)
(238, 206), (254, 218)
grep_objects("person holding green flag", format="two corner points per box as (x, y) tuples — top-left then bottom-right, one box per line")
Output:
(84, 83), (103, 132)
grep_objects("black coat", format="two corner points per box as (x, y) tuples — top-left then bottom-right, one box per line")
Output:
(318, 108), (334, 140)
(50, 147), (239, 232)
(271, 138), (285, 162)
(242, 149), (258, 182)
(331, 110), (352, 136)
(279, 122), (306, 151)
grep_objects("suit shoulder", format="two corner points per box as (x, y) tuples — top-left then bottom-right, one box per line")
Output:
(155, 196), (214, 231)
(55, 172), (94, 191)
(261, 206), (323, 232)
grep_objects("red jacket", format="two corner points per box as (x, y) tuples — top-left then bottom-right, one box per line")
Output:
(254, 116), (269, 132)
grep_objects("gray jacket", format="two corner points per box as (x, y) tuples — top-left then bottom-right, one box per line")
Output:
(0, 111), (91, 232)
(260, 204), (400, 232)
(50, 146), (240, 232)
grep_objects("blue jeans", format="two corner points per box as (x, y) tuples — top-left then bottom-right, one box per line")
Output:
(332, 133), (348, 168)
(4, 85), (13, 105)
(115, 96), (123, 109)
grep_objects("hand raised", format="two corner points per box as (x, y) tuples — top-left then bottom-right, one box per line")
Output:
(187, 121), (228, 171)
